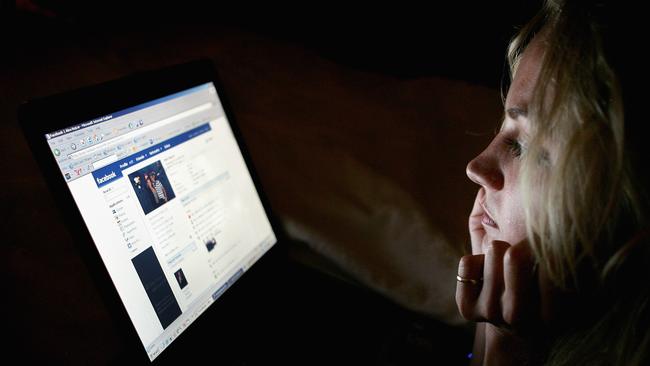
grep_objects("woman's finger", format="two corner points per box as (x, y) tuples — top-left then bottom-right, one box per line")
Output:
(502, 242), (537, 332)
(456, 254), (485, 320)
(477, 240), (510, 325)
(469, 188), (487, 255)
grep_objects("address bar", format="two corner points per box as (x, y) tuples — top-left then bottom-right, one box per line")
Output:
(70, 102), (213, 160)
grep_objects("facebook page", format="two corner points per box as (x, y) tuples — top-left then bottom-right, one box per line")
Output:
(45, 83), (277, 361)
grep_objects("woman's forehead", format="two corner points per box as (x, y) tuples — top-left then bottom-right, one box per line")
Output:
(506, 34), (546, 112)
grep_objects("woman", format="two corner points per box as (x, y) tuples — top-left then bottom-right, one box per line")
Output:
(456, 0), (650, 364)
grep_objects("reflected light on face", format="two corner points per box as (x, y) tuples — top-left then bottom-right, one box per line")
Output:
(466, 34), (546, 250)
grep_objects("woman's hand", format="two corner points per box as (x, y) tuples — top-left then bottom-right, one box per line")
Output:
(456, 240), (538, 332)
(456, 189), (541, 365)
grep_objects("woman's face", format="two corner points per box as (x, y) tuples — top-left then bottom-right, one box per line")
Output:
(466, 35), (545, 252)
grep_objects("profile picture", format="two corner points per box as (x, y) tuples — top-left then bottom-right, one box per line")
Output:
(205, 237), (217, 252)
(174, 268), (188, 289)
(128, 161), (176, 215)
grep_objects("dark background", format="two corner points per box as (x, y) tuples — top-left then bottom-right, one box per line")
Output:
(1, 1), (540, 364)
(2, 1), (539, 86)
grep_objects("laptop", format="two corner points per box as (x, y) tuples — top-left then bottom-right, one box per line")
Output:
(18, 59), (287, 363)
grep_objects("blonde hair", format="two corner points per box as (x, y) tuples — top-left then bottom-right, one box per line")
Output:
(506, 0), (650, 364)
(509, 0), (638, 290)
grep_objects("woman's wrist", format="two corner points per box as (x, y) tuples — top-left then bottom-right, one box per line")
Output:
(482, 323), (542, 366)
(469, 323), (485, 366)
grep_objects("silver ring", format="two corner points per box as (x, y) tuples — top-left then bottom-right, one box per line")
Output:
(456, 275), (483, 285)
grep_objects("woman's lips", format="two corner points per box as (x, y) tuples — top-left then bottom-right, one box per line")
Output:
(480, 202), (499, 229)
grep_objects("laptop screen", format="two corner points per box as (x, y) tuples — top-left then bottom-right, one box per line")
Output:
(43, 82), (277, 361)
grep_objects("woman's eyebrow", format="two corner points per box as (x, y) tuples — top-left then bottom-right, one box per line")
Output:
(506, 107), (528, 119)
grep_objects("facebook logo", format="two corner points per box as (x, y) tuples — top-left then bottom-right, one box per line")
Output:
(92, 166), (123, 187)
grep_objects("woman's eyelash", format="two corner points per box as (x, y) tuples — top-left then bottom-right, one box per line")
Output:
(504, 138), (524, 157)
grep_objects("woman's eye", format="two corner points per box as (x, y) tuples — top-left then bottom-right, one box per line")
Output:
(504, 138), (524, 157)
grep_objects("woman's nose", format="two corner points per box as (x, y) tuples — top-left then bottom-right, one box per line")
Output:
(466, 149), (504, 191)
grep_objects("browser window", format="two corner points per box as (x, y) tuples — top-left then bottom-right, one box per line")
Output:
(45, 82), (277, 361)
